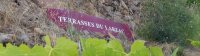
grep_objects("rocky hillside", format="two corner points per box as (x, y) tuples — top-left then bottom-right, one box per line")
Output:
(0, 0), (141, 47)
(0, 0), (140, 35)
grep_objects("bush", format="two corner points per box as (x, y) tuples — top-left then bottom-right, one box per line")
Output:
(138, 0), (199, 44)
(190, 40), (200, 48)
(187, 0), (200, 5)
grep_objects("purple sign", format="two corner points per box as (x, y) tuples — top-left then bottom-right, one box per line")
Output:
(47, 8), (133, 41)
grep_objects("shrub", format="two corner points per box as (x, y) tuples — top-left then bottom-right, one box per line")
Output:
(187, 0), (200, 5)
(138, 0), (198, 44)
(190, 40), (200, 48)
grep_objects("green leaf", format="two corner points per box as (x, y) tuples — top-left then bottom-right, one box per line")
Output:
(52, 37), (78, 56)
(0, 37), (165, 56)
(171, 47), (179, 56)
(31, 45), (49, 56)
(44, 35), (51, 46)
(129, 40), (150, 56)
(0, 44), (6, 55)
(191, 40), (200, 48)
(19, 44), (31, 56)
(4, 43), (24, 56)
(130, 40), (146, 50)
(149, 46), (164, 56)
(107, 39), (126, 56)
(81, 38), (107, 56)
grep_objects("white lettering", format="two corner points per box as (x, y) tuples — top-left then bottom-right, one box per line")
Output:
(59, 17), (63, 22)
(77, 20), (82, 25)
(96, 23), (103, 29)
(90, 22), (95, 27)
(58, 16), (124, 33)
(72, 19), (77, 24)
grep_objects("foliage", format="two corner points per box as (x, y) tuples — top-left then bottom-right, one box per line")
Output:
(0, 36), (78, 56)
(129, 40), (149, 56)
(107, 39), (126, 56)
(188, 0), (200, 40)
(187, 0), (200, 5)
(190, 40), (200, 48)
(50, 36), (78, 56)
(80, 38), (126, 56)
(81, 38), (165, 56)
(149, 46), (164, 56)
(0, 36), (168, 56)
(138, 0), (199, 44)
(128, 40), (164, 56)
(171, 47), (179, 56)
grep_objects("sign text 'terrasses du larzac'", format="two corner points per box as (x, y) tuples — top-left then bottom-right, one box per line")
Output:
(47, 8), (133, 41)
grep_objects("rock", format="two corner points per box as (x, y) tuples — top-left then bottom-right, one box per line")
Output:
(18, 33), (29, 42)
(34, 28), (44, 35)
(0, 33), (16, 47)
(34, 0), (58, 8)
(83, 2), (96, 16)
(16, 33), (30, 45)
(124, 15), (133, 21)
